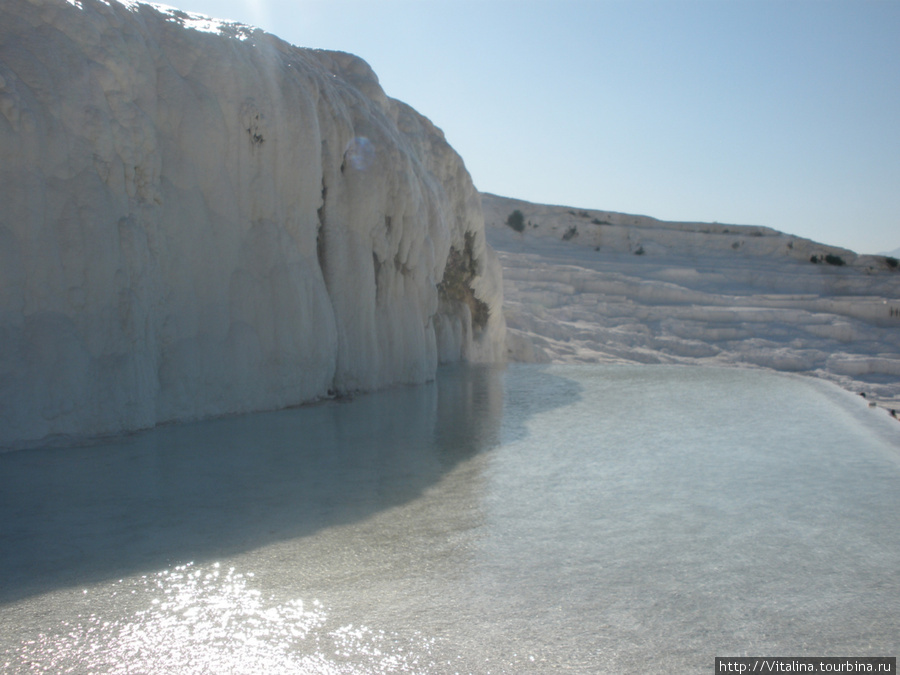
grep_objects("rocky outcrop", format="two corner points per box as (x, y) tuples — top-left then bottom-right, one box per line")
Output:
(0, 0), (504, 447)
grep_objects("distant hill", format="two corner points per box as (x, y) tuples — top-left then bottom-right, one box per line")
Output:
(482, 192), (900, 412)
(881, 247), (900, 258)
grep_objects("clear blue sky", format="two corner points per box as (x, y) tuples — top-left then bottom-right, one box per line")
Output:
(165, 0), (899, 254)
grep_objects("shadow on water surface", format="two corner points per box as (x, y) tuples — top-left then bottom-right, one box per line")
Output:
(0, 363), (580, 605)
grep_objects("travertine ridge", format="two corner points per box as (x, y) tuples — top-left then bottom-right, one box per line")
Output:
(0, 0), (504, 446)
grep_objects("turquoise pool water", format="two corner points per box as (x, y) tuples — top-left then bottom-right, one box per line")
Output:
(2, 365), (898, 673)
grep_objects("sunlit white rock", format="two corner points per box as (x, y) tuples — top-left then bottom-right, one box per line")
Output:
(483, 193), (900, 409)
(0, 0), (504, 446)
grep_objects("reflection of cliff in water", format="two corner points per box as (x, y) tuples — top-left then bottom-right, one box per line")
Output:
(1, 364), (580, 605)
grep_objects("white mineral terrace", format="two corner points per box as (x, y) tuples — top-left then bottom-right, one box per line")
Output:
(0, 0), (504, 446)
(483, 193), (900, 414)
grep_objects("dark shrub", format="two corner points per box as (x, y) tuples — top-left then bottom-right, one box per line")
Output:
(824, 254), (845, 266)
(506, 209), (525, 233)
(886, 256), (898, 269)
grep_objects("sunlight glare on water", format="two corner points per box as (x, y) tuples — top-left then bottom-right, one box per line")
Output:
(9, 560), (439, 674)
(1, 364), (899, 674)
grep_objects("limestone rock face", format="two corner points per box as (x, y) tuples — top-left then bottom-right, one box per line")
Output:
(0, 0), (504, 447)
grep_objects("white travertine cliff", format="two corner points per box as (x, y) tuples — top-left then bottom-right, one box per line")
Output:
(0, 0), (505, 446)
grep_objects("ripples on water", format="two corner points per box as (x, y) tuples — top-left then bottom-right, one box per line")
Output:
(1, 365), (898, 673)
(12, 561), (440, 674)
